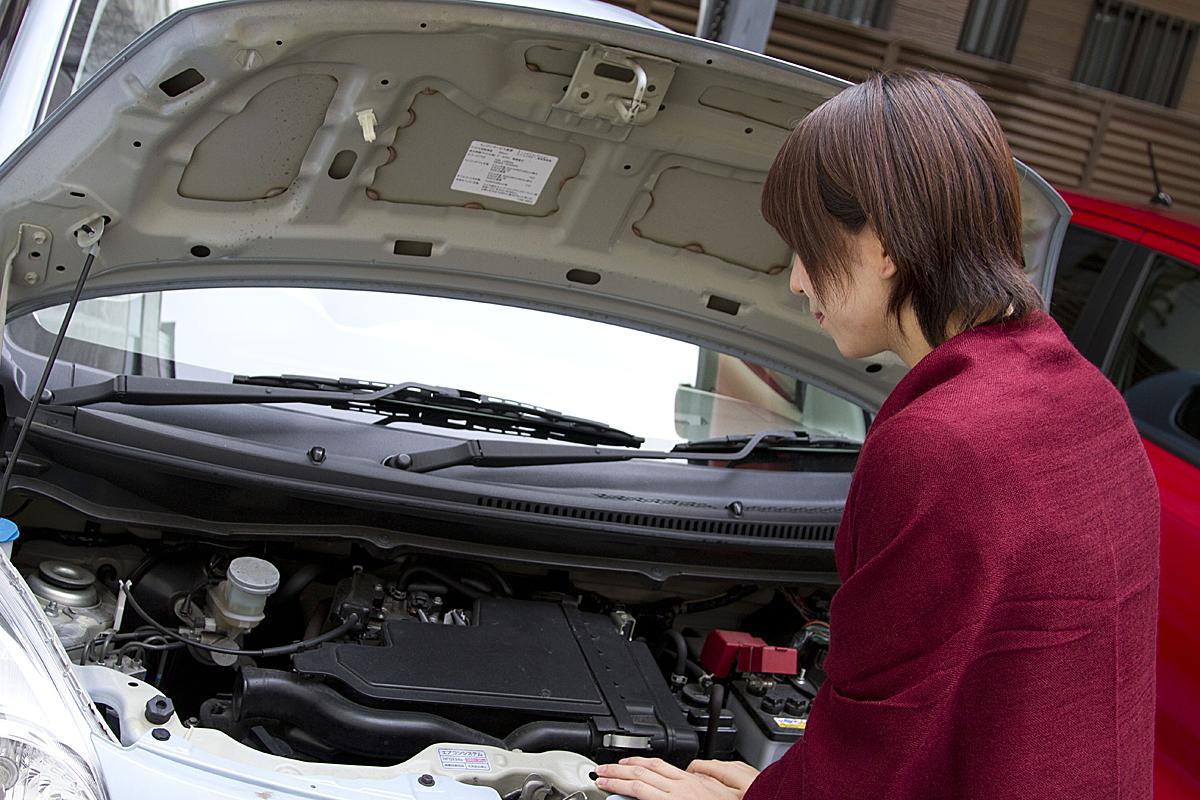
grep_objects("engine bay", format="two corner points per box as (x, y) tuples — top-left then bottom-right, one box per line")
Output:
(12, 524), (833, 797)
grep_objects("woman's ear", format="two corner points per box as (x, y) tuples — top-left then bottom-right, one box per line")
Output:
(878, 245), (897, 280)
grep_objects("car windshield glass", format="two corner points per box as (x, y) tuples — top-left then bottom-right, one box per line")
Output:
(43, 1), (218, 119)
(13, 288), (868, 450)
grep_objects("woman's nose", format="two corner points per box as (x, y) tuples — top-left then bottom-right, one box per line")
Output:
(789, 271), (806, 296)
(788, 255), (807, 296)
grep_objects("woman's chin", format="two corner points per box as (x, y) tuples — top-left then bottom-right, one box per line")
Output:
(834, 338), (888, 361)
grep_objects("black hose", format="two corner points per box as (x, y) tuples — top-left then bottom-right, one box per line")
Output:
(703, 683), (725, 760)
(398, 566), (484, 600)
(235, 668), (505, 759)
(505, 720), (595, 753)
(273, 563), (324, 607)
(120, 581), (359, 658)
(664, 630), (688, 680)
(236, 669), (601, 759)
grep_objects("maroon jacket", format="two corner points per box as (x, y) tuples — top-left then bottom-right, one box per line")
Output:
(745, 311), (1159, 800)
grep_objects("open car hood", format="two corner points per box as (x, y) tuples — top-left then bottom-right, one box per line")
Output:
(0, 0), (1070, 410)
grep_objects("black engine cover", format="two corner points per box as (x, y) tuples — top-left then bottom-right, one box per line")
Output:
(292, 598), (697, 764)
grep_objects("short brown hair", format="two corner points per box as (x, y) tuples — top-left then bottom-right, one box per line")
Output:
(761, 70), (1040, 347)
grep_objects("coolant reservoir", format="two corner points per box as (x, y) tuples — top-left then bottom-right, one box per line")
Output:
(208, 556), (280, 633)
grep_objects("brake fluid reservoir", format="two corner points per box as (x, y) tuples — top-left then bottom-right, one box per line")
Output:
(208, 556), (280, 634)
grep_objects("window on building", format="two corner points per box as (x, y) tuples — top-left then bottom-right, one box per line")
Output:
(1074, 1), (1198, 107)
(958, 0), (1027, 62)
(1110, 254), (1200, 394)
(1048, 225), (1119, 339)
(779, 0), (891, 28)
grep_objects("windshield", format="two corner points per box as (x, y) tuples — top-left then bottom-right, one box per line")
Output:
(16, 288), (868, 450)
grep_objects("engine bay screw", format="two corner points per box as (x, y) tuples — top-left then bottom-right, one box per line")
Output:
(418, 774), (436, 787)
(726, 500), (744, 517)
(308, 446), (327, 464)
(23, 271), (39, 285)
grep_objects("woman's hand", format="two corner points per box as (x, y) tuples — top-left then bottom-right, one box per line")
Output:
(594, 756), (759, 799)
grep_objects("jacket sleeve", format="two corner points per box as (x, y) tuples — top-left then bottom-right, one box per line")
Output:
(745, 416), (1004, 800)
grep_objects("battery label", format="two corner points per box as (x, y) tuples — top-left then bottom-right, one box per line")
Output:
(451, 140), (558, 205)
(774, 717), (808, 731)
(437, 747), (492, 772)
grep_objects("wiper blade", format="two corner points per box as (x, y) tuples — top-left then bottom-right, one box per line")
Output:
(48, 374), (644, 448)
(671, 431), (861, 453)
(386, 430), (855, 473)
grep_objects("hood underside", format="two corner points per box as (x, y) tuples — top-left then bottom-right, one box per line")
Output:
(0, 0), (1069, 410)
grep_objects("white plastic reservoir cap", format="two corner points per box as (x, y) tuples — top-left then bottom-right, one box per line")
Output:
(226, 556), (280, 596)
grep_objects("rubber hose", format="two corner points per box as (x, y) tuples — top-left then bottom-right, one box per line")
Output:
(235, 668), (505, 759)
(703, 683), (725, 760)
(398, 566), (484, 600)
(274, 563), (324, 606)
(664, 630), (688, 680)
(504, 720), (595, 753)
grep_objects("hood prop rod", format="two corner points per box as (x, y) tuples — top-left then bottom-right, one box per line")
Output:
(0, 220), (103, 506)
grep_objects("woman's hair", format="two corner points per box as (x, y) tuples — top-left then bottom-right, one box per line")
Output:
(761, 70), (1040, 347)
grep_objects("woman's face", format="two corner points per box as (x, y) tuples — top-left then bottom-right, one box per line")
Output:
(789, 227), (898, 360)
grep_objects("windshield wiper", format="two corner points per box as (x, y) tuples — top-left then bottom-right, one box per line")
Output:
(47, 374), (644, 448)
(671, 432), (861, 453)
(384, 430), (859, 473)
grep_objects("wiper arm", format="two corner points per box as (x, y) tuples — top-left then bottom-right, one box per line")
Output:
(386, 430), (855, 473)
(48, 374), (644, 448)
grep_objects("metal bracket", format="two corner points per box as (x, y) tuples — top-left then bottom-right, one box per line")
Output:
(549, 45), (676, 137)
(602, 733), (653, 751)
(73, 214), (106, 249)
(3, 223), (54, 289)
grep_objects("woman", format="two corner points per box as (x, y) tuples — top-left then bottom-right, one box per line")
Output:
(595, 70), (1159, 799)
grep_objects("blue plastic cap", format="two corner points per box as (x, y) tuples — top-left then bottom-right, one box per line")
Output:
(0, 518), (19, 543)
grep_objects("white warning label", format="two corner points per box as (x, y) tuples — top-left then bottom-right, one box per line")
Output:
(437, 747), (492, 772)
(451, 140), (558, 205)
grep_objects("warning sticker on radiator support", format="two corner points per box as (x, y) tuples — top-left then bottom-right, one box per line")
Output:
(437, 747), (493, 772)
(774, 717), (807, 731)
(450, 140), (558, 205)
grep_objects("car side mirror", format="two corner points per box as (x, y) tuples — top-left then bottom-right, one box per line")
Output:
(1124, 369), (1200, 467)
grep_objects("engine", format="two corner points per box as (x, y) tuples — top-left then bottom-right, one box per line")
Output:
(228, 569), (698, 764)
(14, 538), (831, 778)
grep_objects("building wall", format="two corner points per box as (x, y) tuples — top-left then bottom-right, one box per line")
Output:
(1010, 0), (1091, 80)
(885, 0), (970, 52)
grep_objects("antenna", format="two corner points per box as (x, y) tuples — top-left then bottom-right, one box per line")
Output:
(1147, 142), (1173, 208)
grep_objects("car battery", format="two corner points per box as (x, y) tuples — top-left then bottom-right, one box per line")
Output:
(729, 678), (813, 770)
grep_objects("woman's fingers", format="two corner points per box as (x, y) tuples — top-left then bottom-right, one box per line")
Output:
(594, 758), (685, 796)
(616, 757), (690, 780)
(686, 759), (760, 791)
(594, 758), (749, 800)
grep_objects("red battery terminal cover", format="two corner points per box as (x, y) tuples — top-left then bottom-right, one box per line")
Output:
(699, 630), (798, 677)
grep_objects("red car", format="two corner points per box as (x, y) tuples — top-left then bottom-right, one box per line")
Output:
(1052, 190), (1200, 799)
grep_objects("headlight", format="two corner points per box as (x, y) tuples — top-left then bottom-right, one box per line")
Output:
(0, 550), (110, 799)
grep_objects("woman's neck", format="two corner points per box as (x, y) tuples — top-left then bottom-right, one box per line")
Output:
(890, 305), (937, 368)
(891, 302), (1014, 368)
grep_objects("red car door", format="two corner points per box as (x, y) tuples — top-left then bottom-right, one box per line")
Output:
(1053, 192), (1200, 799)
